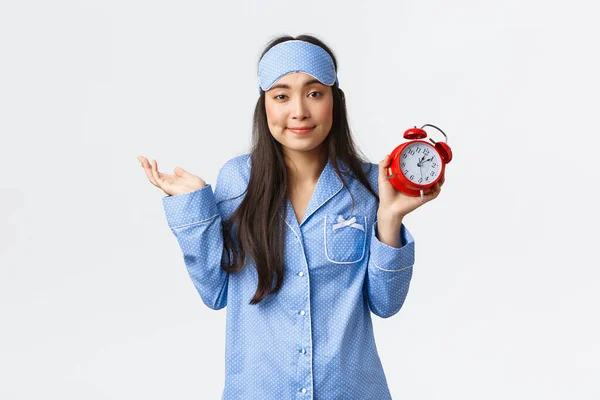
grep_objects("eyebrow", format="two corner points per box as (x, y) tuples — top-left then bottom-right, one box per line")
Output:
(269, 78), (323, 90)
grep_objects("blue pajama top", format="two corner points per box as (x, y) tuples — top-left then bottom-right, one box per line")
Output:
(162, 153), (415, 400)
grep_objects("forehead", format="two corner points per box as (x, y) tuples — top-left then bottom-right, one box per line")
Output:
(270, 72), (324, 88)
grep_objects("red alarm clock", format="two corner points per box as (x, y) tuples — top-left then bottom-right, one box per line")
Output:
(386, 124), (453, 200)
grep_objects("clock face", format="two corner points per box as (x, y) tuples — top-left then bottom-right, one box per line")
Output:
(399, 142), (443, 185)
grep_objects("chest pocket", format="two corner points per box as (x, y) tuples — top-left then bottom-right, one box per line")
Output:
(324, 214), (368, 264)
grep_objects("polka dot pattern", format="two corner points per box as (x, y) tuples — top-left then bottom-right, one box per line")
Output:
(258, 40), (339, 94)
(161, 154), (416, 399)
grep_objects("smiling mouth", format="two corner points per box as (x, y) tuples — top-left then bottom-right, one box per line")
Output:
(287, 127), (315, 134)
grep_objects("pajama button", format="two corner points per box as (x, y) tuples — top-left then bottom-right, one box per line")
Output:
(299, 310), (305, 316)
(298, 271), (304, 277)
(301, 388), (307, 393)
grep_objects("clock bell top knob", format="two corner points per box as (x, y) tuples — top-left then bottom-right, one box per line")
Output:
(403, 127), (427, 140)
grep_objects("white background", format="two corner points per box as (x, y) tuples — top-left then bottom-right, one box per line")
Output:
(1, 0), (599, 398)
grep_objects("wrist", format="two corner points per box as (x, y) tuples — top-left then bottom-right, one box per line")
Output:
(376, 209), (404, 248)
(377, 209), (404, 226)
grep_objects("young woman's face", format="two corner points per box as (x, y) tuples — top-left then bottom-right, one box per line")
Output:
(264, 72), (334, 156)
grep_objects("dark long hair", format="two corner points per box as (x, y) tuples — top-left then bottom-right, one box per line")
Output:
(221, 34), (379, 305)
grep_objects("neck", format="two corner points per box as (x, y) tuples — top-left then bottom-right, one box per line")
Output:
(284, 146), (328, 187)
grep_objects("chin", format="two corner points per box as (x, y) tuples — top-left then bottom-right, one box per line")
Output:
(282, 141), (326, 153)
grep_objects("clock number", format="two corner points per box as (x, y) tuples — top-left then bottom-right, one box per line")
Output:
(402, 153), (407, 159)
(418, 178), (423, 183)
(401, 162), (405, 168)
(432, 162), (437, 167)
(416, 147), (421, 153)
(425, 176), (429, 181)
(408, 149), (415, 155)
(424, 149), (429, 155)
(410, 175), (414, 180)
(404, 170), (409, 175)
(430, 171), (435, 176)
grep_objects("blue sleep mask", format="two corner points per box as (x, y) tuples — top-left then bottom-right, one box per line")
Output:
(257, 40), (339, 94)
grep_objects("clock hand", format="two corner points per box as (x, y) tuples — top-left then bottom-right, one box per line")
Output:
(419, 165), (425, 202)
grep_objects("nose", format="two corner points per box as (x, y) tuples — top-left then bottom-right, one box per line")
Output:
(291, 96), (309, 119)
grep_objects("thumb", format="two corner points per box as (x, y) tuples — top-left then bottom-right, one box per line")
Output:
(378, 154), (391, 179)
(174, 166), (190, 177)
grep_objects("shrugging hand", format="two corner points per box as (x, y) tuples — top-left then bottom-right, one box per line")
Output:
(137, 155), (206, 196)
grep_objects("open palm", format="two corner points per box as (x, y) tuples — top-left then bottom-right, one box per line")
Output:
(137, 155), (206, 196)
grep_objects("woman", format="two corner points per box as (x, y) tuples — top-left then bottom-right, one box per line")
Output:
(138, 34), (443, 400)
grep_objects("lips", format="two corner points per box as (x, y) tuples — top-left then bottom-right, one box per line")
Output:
(287, 126), (315, 134)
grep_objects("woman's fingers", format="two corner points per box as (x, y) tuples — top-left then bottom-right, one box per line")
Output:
(378, 154), (390, 171)
(422, 173), (445, 203)
(378, 154), (392, 182)
(425, 182), (442, 201)
(150, 159), (166, 190)
(139, 156), (159, 187)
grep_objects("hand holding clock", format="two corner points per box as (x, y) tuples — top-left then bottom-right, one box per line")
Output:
(376, 124), (452, 247)
(378, 154), (444, 219)
(376, 153), (444, 248)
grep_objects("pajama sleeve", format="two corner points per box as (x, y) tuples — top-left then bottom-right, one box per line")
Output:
(365, 220), (415, 318)
(161, 157), (246, 310)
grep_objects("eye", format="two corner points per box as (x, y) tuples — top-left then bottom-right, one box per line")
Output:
(309, 91), (322, 98)
(274, 94), (287, 100)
